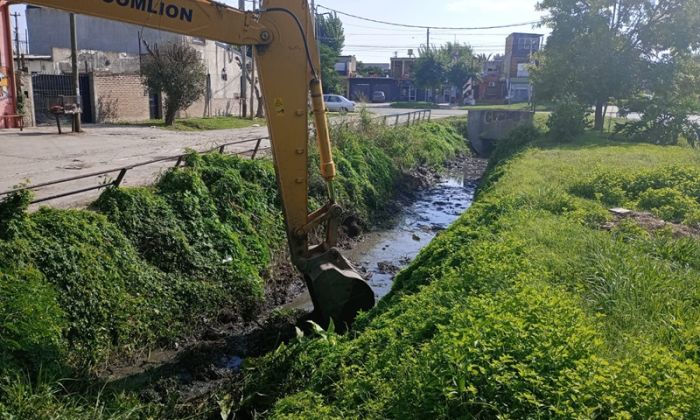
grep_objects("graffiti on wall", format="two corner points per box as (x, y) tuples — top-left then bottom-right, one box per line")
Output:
(0, 67), (9, 99)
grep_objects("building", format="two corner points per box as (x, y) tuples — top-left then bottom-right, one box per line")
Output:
(390, 56), (416, 80)
(477, 55), (506, 103)
(25, 5), (252, 122)
(503, 32), (542, 103)
(334, 55), (357, 96)
(359, 63), (390, 77)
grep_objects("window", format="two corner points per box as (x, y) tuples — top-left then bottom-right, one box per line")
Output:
(518, 37), (538, 51)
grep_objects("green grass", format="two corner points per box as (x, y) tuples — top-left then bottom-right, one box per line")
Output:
(237, 131), (700, 418)
(460, 102), (552, 111)
(0, 118), (466, 418)
(391, 101), (442, 109)
(115, 116), (266, 131)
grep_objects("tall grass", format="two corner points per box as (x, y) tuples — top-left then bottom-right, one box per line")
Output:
(238, 132), (700, 418)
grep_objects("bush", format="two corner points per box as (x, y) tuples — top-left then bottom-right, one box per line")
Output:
(637, 187), (700, 223)
(238, 137), (700, 418)
(571, 165), (700, 224)
(0, 268), (65, 377)
(546, 94), (591, 142)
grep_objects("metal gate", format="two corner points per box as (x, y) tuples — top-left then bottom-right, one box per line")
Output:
(32, 74), (93, 124)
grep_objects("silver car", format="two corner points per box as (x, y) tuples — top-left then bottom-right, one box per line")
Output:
(323, 94), (356, 112)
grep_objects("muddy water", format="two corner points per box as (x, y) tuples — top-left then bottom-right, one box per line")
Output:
(286, 164), (481, 310)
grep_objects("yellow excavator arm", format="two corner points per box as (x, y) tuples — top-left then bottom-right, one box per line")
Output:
(8, 0), (374, 327)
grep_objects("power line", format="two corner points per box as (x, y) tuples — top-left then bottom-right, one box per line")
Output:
(317, 4), (540, 30)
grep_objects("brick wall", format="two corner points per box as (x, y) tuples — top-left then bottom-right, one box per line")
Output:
(91, 73), (150, 122)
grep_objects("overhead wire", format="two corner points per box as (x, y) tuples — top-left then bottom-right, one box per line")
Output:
(317, 4), (540, 30)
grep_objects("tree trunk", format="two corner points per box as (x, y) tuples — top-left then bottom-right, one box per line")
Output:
(164, 104), (177, 126)
(594, 101), (605, 132)
(255, 87), (264, 118)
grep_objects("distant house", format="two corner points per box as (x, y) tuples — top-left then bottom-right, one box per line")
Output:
(503, 33), (542, 103)
(25, 5), (251, 122)
(477, 55), (506, 103)
(360, 63), (391, 77)
(390, 56), (416, 80)
(334, 55), (357, 96)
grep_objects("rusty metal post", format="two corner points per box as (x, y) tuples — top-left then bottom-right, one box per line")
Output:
(251, 137), (263, 159)
(113, 168), (128, 187)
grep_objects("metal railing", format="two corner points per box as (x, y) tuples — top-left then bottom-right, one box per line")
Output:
(380, 109), (432, 127)
(0, 136), (269, 205)
(0, 109), (434, 206)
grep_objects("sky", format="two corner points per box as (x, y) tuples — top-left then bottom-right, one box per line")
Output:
(10, 0), (550, 63)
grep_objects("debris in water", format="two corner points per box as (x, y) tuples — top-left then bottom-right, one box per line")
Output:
(377, 261), (401, 274)
(412, 234), (421, 241)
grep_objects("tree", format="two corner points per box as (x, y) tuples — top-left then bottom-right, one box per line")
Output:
(414, 47), (446, 101)
(616, 54), (700, 146)
(534, 0), (700, 131)
(317, 14), (345, 94)
(415, 43), (477, 104)
(440, 42), (478, 103)
(142, 42), (207, 126)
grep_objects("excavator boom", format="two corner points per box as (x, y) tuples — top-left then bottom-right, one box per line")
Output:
(6, 0), (374, 327)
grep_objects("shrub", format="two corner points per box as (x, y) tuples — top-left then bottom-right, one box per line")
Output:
(546, 94), (591, 142)
(0, 189), (31, 240)
(0, 268), (65, 377)
(637, 187), (700, 223)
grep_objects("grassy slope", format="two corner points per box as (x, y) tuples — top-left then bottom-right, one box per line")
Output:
(240, 134), (700, 418)
(116, 116), (266, 131)
(0, 120), (466, 418)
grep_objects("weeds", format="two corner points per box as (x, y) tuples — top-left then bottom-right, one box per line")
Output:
(0, 120), (464, 416)
(238, 132), (700, 418)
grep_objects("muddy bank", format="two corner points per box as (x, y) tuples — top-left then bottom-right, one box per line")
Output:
(99, 156), (488, 413)
(287, 156), (488, 310)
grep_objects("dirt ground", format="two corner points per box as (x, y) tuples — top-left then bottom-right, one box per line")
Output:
(0, 124), (270, 208)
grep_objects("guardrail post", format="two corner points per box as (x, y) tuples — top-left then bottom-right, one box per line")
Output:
(428, 110), (432, 121)
(251, 138), (263, 159)
(175, 156), (184, 167)
(113, 168), (129, 187)
(219, 145), (226, 154)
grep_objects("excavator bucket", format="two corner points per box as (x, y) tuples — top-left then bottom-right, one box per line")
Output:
(304, 248), (375, 329)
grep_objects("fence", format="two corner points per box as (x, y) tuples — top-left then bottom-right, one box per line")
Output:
(0, 110), (434, 206)
(0, 137), (268, 205)
(380, 110), (432, 127)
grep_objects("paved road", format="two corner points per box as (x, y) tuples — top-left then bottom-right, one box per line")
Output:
(0, 108), (462, 208)
(0, 124), (270, 208)
(366, 104), (469, 120)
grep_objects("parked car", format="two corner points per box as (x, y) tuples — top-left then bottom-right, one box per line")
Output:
(372, 91), (386, 103)
(323, 94), (356, 112)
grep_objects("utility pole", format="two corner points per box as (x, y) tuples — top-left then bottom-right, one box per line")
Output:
(11, 12), (20, 64)
(249, 0), (256, 119)
(311, 0), (316, 35)
(426, 27), (430, 49)
(238, 0), (247, 119)
(70, 13), (81, 132)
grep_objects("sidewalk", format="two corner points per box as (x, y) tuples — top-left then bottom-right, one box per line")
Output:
(0, 124), (270, 208)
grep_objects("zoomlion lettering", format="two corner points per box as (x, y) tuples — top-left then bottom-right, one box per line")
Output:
(102, 0), (194, 23)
